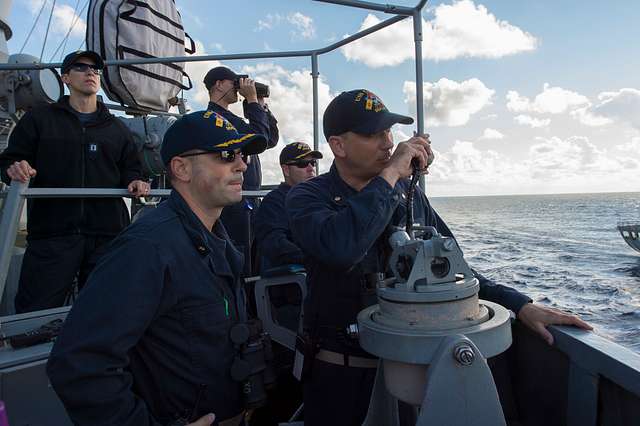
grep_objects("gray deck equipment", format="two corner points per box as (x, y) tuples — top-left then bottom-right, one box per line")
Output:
(359, 227), (511, 425)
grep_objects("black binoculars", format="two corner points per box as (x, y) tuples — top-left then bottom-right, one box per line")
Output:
(234, 75), (270, 98)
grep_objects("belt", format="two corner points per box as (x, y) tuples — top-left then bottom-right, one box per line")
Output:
(315, 349), (378, 368)
(219, 411), (245, 426)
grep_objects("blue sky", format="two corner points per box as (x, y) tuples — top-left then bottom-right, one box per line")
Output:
(7, 0), (640, 196)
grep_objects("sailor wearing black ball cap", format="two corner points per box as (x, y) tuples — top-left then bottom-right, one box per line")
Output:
(286, 89), (589, 425)
(204, 66), (280, 277)
(48, 111), (268, 426)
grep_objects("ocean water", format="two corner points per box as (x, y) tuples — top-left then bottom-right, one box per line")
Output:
(429, 192), (640, 354)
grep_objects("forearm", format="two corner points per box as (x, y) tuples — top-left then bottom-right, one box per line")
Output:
(288, 177), (400, 269)
(475, 269), (532, 314)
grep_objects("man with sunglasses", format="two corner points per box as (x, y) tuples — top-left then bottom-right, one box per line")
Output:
(204, 66), (279, 277)
(254, 142), (322, 273)
(48, 111), (268, 426)
(0, 50), (148, 314)
(286, 89), (591, 426)
(250, 143), (322, 425)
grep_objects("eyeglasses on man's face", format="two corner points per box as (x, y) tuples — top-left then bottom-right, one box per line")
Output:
(69, 63), (103, 75)
(180, 149), (251, 164)
(289, 160), (317, 169)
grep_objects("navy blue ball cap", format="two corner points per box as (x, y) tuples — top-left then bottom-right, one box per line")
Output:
(61, 50), (104, 74)
(323, 89), (413, 139)
(279, 142), (323, 165)
(203, 66), (244, 90)
(161, 110), (268, 164)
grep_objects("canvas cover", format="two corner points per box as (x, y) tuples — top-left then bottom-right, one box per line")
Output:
(87, 0), (194, 111)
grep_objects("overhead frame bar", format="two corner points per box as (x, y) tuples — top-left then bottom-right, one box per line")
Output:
(0, 0), (428, 178)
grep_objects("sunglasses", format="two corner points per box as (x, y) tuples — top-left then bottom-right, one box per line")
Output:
(69, 63), (103, 74)
(180, 150), (251, 164)
(289, 160), (317, 168)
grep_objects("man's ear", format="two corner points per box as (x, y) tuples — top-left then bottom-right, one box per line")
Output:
(328, 135), (346, 159)
(61, 73), (71, 85)
(169, 157), (192, 183)
(281, 164), (290, 178)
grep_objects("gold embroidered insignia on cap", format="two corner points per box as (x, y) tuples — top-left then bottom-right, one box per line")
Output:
(355, 90), (387, 113)
(203, 111), (214, 119)
(215, 116), (224, 127)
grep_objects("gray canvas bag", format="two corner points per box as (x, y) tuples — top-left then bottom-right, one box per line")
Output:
(86, 0), (195, 111)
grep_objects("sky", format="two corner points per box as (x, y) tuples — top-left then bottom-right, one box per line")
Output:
(6, 0), (640, 196)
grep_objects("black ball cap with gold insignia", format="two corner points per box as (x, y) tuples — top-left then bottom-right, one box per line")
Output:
(323, 89), (413, 139)
(161, 110), (268, 164)
(279, 142), (323, 165)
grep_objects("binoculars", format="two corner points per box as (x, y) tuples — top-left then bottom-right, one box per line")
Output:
(229, 319), (276, 409)
(234, 75), (270, 98)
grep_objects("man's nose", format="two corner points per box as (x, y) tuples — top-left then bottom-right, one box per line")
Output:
(236, 157), (248, 172)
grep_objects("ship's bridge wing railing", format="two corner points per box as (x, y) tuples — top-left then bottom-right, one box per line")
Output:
(0, 0), (429, 177)
(0, 0), (429, 304)
(0, 182), (269, 301)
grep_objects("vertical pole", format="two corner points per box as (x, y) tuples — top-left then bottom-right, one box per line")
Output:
(0, 180), (27, 303)
(413, 10), (426, 189)
(311, 53), (320, 174)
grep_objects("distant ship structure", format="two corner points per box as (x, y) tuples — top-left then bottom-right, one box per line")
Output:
(618, 222), (640, 253)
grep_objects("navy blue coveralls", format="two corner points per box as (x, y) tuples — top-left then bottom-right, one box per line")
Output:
(207, 101), (279, 276)
(47, 191), (247, 426)
(0, 97), (142, 313)
(254, 183), (304, 273)
(286, 164), (532, 426)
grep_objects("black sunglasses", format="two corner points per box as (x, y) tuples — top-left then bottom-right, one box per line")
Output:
(180, 150), (251, 164)
(289, 160), (317, 168)
(69, 63), (103, 74)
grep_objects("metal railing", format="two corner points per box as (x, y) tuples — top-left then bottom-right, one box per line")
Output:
(0, 0), (430, 302)
(0, 0), (429, 172)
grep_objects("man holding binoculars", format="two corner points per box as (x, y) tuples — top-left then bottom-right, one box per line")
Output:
(204, 66), (279, 276)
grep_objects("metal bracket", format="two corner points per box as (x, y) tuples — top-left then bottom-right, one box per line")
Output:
(254, 273), (307, 350)
(416, 334), (506, 426)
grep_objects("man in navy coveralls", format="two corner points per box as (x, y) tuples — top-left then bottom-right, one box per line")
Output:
(286, 89), (592, 426)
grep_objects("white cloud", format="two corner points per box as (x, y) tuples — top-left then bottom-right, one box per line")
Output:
(616, 137), (640, 154)
(52, 4), (86, 38)
(287, 12), (316, 40)
(209, 43), (225, 53)
(26, 1), (86, 38)
(576, 88), (640, 129)
(426, 140), (527, 191)
(256, 13), (283, 31)
(255, 12), (316, 40)
(514, 114), (551, 128)
(506, 84), (589, 114)
(341, 0), (537, 68)
(403, 78), (495, 127)
(480, 128), (504, 140)
(425, 135), (632, 196)
(526, 136), (617, 180)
